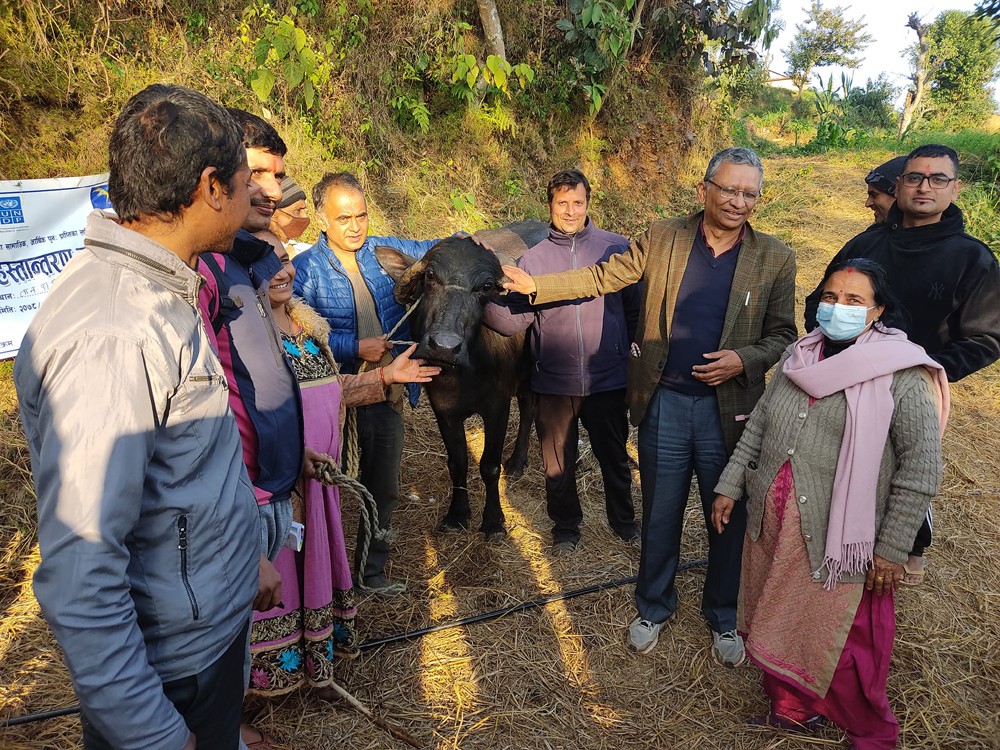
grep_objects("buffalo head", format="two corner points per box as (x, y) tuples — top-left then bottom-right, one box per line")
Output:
(376, 237), (510, 368)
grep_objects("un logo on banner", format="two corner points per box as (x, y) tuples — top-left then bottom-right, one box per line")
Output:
(90, 185), (113, 210)
(0, 196), (25, 225)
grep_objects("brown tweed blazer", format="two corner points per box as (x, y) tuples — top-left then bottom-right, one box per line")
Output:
(532, 210), (797, 454)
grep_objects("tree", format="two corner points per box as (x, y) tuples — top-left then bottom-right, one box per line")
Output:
(923, 10), (1000, 128)
(475, 0), (506, 61)
(975, 1), (1000, 25)
(845, 74), (897, 130)
(784, 0), (873, 97)
(898, 13), (934, 137)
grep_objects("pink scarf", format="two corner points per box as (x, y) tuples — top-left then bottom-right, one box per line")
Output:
(782, 327), (949, 589)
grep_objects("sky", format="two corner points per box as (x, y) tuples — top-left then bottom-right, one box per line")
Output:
(768, 0), (988, 103)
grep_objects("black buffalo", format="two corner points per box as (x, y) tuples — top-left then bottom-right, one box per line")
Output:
(376, 221), (548, 540)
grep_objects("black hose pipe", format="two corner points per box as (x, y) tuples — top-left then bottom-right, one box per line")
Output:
(1, 558), (707, 728)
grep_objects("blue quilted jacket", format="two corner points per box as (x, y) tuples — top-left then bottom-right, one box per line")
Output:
(292, 231), (441, 406)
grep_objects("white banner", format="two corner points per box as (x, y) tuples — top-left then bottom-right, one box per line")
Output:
(0, 174), (111, 359)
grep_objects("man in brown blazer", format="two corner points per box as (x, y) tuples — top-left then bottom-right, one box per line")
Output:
(503, 147), (796, 667)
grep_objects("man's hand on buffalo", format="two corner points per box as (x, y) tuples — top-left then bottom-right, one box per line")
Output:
(501, 265), (536, 295)
(384, 344), (442, 383)
(692, 349), (745, 386)
(454, 230), (497, 253)
(359, 334), (392, 362)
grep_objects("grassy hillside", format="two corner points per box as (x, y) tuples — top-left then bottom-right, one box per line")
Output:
(0, 0), (726, 245)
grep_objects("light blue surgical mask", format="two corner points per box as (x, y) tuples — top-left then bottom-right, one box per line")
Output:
(816, 302), (876, 341)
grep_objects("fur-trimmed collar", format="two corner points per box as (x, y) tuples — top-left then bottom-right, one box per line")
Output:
(287, 298), (338, 372)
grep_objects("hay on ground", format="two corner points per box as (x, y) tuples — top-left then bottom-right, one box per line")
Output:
(2, 157), (999, 749)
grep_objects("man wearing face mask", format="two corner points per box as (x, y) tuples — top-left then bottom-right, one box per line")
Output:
(271, 175), (312, 257)
(804, 143), (1000, 584)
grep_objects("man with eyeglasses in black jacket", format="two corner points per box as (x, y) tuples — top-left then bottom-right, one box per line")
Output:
(804, 143), (1000, 585)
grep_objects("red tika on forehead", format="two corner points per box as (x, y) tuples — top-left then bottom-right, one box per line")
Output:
(846, 267), (856, 273)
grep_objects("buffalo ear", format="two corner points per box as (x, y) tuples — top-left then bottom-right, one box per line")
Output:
(494, 251), (518, 268)
(375, 245), (426, 304)
(394, 259), (427, 305)
(375, 245), (417, 280)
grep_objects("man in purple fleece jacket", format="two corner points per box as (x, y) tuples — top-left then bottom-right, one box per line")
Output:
(485, 169), (641, 555)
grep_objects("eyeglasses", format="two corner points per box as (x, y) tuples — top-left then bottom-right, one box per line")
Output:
(277, 206), (309, 219)
(899, 172), (957, 189)
(707, 179), (760, 203)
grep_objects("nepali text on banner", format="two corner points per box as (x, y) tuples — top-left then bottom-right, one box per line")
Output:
(0, 174), (112, 359)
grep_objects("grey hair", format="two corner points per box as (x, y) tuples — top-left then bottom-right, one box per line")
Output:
(704, 147), (764, 187)
(312, 171), (364, 213)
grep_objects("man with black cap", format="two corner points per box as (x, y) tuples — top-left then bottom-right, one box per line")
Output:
(864, 155), (907, 225)
(805, 143), (1000, 584)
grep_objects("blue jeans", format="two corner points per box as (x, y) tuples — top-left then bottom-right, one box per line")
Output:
(635, 388), (747, 632)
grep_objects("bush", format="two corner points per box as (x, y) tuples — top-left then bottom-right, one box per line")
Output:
(844, 75), (896, 131)
(958, 182), (1000, 256)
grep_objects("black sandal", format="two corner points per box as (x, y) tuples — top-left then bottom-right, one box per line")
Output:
(747, 712), (825, 733)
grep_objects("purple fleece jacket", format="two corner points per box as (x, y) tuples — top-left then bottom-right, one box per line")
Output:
(484, 219), (640, 396)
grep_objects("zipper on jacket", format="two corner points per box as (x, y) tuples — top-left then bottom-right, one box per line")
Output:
(188, 373), (228, 390)
(85, 239), (178, 276)
(571, 236), (586, 390)
(177, 515), (200, 620)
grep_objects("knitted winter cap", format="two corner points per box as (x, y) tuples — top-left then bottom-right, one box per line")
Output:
(864, 156), (907, 196)
(278, 176), (306, 208)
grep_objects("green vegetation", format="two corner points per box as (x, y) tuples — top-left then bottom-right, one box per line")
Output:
(783, 0), (872, 97)
(0, 0), (787, 241)
(0, 0), (996, 253)
(921, 10), (1000, 129)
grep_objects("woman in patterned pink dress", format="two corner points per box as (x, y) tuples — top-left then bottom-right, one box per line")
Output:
(243, 236), (438, 744)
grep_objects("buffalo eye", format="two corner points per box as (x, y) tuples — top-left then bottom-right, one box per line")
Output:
(425, 267), (436, 281)
(480, 281), (497, 295)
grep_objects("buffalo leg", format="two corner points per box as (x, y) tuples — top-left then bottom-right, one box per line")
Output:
(479, 400), (511, 541)
(435, 411), (471, 532)
(503, 391), (534, 479)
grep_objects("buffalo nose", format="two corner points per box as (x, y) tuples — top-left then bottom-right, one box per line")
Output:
(428, 332), (463, 354)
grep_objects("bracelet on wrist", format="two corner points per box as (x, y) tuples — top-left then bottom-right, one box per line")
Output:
(379, 366), (388, 389)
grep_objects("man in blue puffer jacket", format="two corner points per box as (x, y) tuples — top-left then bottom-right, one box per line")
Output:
(292, 172), (442, 593)
(484, 169), (641, 556)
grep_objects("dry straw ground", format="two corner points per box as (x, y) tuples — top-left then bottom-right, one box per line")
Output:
(1, 155), (998, 749)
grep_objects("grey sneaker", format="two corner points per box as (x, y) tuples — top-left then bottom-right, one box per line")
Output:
(627, 617), (664, 655)
(711, 628), (746, 667)
(551, 540), (578, 556)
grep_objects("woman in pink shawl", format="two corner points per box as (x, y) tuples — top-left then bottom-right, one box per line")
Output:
(711, 258), (947, 750)
(242, 236), (439, 746)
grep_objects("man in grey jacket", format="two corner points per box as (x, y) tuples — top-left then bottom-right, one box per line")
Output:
(14, 85), (260, 750)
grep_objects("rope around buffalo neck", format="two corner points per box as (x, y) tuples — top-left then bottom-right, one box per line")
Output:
(357, 296), (423, 375)
(347, 295), (421, 486)
(312, 456), (389, 583)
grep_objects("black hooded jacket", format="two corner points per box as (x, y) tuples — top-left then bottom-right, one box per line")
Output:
(804, 203), (1000, 381)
